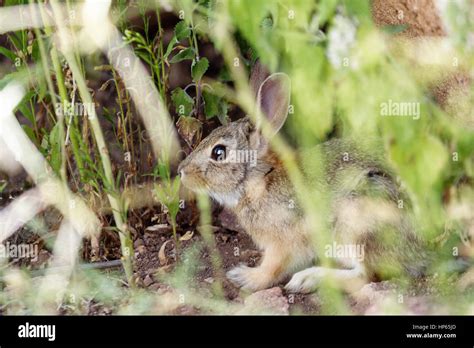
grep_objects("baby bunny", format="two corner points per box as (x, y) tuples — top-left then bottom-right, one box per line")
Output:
(178, 62), (429, 293)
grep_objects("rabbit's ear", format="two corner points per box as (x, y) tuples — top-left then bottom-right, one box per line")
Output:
(255, 72), (291, 137)
(250, 60), (270, 97)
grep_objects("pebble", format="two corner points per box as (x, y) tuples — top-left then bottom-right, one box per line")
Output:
(204, 277), (214, 284)
(238, 287), (289, 315)
(144, 275), (154, 287)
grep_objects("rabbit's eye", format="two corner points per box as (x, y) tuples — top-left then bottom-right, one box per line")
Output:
(211, 145), (226, 161)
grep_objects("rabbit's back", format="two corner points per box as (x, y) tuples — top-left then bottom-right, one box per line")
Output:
(301, 138), (430, 279)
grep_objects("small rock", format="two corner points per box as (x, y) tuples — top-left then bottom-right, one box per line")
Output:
(238, 287), (289, 315)
(173, 305), (199, 315)
(204, 277), (214, 284)
(352, 281), (437, 315)
(144, 275), (154, 287)
(352, 281), (398, 314)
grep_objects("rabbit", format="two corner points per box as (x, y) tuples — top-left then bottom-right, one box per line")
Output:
(178, 61), (429, 293)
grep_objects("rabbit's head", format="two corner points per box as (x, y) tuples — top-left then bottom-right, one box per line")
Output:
(178, 62), (291, 207)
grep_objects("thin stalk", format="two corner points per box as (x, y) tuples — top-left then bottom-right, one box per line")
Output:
(189, 12), (202, 117)
(156, 12), (168, 103)
(111, 69), (130, 152)
(33, 2), (67, 182)
(196, 193), (224, 297)
(49, 1), (134, 285)
(66, 52), (134, 284)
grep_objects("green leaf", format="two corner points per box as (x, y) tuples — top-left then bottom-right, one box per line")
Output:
(202, 90), (219, 119)
(171, 87), (194, 116)
(164, 20), (191, 61)
(0, 181), (7, 194)
(8, 32), (24, 52)
(136, 50), (153, 66)
(342, 0), (371, 24)
(390, 135), (448, 195)
(174, 21), (191, 41)
(170, 47), (195, 63)
(158, 160), (170, 181)
(48, 122), (62, 174)
(21, 125), (37, 145)
(164, 35), (178, 60)
(191, 57), (209, 82)
(317, 0), (338, 25)
(0, 70), (33, 90)
(168, 178), (181, 219)
(15, 90), (35, 123)
(31, 39), (40, 62)
(217, 100), (229, 125)
(0, 47), (17, 62)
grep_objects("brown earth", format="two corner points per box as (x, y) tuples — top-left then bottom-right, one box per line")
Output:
(371, 0), (445, 37)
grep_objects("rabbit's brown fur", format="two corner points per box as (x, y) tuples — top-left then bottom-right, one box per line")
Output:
(178, 62), (428, 293)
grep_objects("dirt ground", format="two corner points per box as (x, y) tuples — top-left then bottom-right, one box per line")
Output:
(371, 0), (445, 37)
(0, 186), (321, 314)
(111, 201), (321, 314)
(4, 183), (461, 316)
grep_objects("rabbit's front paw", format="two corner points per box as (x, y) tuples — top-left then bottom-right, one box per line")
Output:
(285, 266), (365, 293)
(284, 267), (325, 293)
(226, 264), (269, 291)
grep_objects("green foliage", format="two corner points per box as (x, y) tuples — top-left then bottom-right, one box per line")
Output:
(174, 20), (191, 41)
(169, 47), (195, 63)
(202, 89), (218, 118)
(0, 180), (7, 194)
(171, 87), (194, 116)
(191, 57), (209, 82)
(164, 20), (192, 60)
(43, 122), (63, 174)
(154, 161), (181, 243)
(0, 46), (17, 62)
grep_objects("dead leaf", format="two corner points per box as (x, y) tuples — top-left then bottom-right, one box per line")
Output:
(179, 230), (194, 241)
(146, 224), (171, 233)
(177, 115), (202, 148)
(159, 240), (171, 266)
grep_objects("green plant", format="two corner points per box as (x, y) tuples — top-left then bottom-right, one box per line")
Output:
(153, 161), (181, 245)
